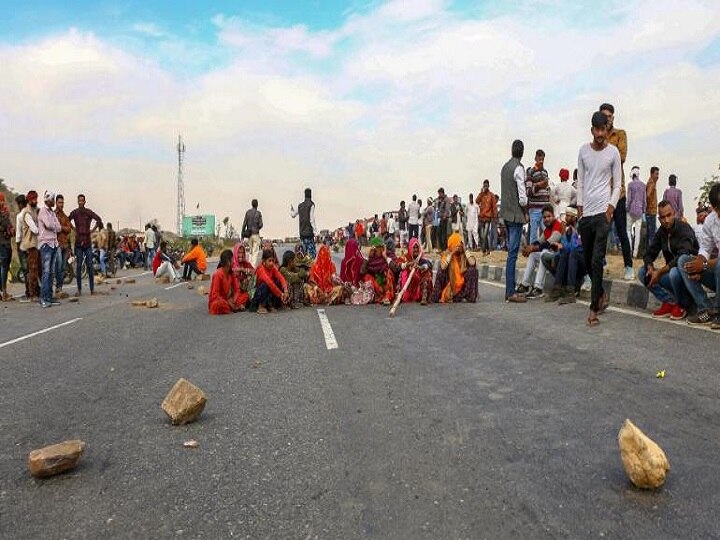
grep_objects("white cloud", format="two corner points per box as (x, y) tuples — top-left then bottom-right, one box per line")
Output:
(1, 1), (719, 237)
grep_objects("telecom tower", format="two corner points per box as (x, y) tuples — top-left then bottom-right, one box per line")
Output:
(176, 135), (186, 236)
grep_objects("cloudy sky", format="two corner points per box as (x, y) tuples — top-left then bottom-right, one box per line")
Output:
(1, 0), (719, 237)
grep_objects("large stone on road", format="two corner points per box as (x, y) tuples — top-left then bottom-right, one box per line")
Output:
(618, 419), (670, 489)
(161, 378), (207, 425)
(28, 440), (86, 478)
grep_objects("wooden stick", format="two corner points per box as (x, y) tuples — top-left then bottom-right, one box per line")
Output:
(389, 266), (416, 317)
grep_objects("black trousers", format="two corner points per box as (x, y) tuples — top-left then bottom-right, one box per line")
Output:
(408, 224), (419, 239)
(183, 260), (201, 280)
(612, 196), (633, 268)
(578, 214), (610, 311)
(438, 219), (449, 251)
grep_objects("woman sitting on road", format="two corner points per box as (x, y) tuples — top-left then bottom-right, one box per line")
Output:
(307, 244), (346, 305)
(361, 236), (396, 306)
(398, 238), (434, 305)
(432, 232), (478, 303)
(280, 250), (308, 308)
(251, 249), (288, 314)
(340, 238), (365, 287)
(232, 242), (255, 298)
(208, 249), (247, 315)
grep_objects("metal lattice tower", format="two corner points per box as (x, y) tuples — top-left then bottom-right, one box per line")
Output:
(176, 135), (186, 235)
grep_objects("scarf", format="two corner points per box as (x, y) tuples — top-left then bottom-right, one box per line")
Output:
(310, 245), (336, 294)
(232, 243), (254, 272)
(441, 232), (467, 303)
(340, 239), (365, 286)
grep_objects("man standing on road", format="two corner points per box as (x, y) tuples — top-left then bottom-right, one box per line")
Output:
(407, 195), (420, 240)
(397, 201), (409, 247)
(500, 140), (529, 303)
(663, 174), (684, 221)
(477, 179), (497, 256)
(0, 194), (13, 301)
(290, 188), (317, 259)
(466, 193), (480, 251)
(600, 103), (634, 281)
(14, 194), (30, 300)
(54, 195), (72, 297)
(242, 199), (263, 266)
(645, 166), (659, 250)
(577, 111), (622, 326)
(19, 190), (41, 303)
(37, 191), (62, 308)
(69, 193), (102, 296)
(626, 166), (647, 259)
(552, 168), (576, 223)
(436, 188), (450, 252)
(679, 183), (720, 327)
(526, 149), (550, 245)
(423, 198), (435, 253)
(638, 200), (696, 320)
(143, 223), (156, 272)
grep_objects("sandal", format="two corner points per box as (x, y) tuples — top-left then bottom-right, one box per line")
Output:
(586, 310), (600, 327)
(598, 291), (610, 314)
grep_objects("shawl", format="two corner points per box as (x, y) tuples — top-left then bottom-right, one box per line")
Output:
(340, 239), (365, 286)
(441, 232), (468, 303)
(310, 245), (336, 294)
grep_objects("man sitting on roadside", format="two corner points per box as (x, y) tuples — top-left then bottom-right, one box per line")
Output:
(679, 183), (720, 327)
(547, 206), (585, 304)
(181, 238), (207, 280)
(153, 241), (180, 282)
(638, 200), (697, 320)
(516, 204), (563, 299)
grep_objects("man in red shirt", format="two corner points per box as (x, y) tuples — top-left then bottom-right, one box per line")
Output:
(252, 249), (288, 314)
(516, 204), (563, 298)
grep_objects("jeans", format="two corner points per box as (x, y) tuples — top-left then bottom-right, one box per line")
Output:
(54, 246), (68, 290)
(479, 221), (492, 252)
(253, 281), (283, 309)
(40, 243), (57, 303)
(638, 266), (688, 307)
(75, 245), (95, 292)
(521, 250), (548, 289)
(505, 221), (524, 298)
(489, 221), (498, 251)
(409, 224), (419, 240)
(578, 214), (611, 311)
(678, 254), (720, 312)
(301, 236), (316, 259)
(99, 248), (107, 274)
(627, 214), (643, 259)
(556, 248), (585, 288)
(0, 243), (11, 293)
(183, 260), (201, 280)
(645, 214), (657, 250)
(18, 247), (29, 297)
(528, 208), (543, 244)
(613, 197), (633, 268)
(144, 247), (155, 271)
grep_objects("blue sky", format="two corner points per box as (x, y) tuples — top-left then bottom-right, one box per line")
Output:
(1, 0), (719, 235)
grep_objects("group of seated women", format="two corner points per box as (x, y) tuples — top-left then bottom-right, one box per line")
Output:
(208, 232), (478, 315)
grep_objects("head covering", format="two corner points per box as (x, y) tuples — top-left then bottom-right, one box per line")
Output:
(370, 236), (384, 248)
(565, 207), (578, 217)
(26, 190), (38, 202)
(44, 190), (56, 203)
(340, 239), (365, 286)
(407, 237), (423, 261)
(310, 245), (335, 294)
(447, 232), (464, 252)
(232, 242), (253, 272)
(384, 237), (397, 260)
(559, 168), (569, 180)
(441, 233), (467, 303)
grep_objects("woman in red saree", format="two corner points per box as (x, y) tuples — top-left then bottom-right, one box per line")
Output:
(307, 244), (346, 305)
(398, 238), (434, 305)
(209, 249), (248, 314)
(361, 236), (396, 305)
(340, 238), (365, 287)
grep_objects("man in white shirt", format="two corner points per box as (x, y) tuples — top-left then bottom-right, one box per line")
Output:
(552, 168), (576, 222)
(466, 193), (480, 250)
(407, 195), (421, 240)
(577, 111), (622, 326)
(143, 223), (156, 271)
(679, 183), (720, 327)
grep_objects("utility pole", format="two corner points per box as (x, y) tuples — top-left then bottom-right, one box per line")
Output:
(176, 135), (186, 236)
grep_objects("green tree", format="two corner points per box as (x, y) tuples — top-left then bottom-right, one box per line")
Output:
(696, 163), (720, 208)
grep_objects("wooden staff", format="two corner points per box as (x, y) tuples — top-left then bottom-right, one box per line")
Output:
(389, 256), (420, 317)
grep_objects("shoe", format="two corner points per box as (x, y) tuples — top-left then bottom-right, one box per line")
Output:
(711, 316), (720, 330)
(515, 284), (530, 294)
(19, 296), (31, 304)
(256, 306), (268, 314)
(40, 301), (52, 308)
(526, 287), (543, 299)
(580, 276), (591, 292)
(50, 300), (61, 306)
(652, 302), (674, 319)
(687, 310), (713, 325)
(74, 291), (82, 297)
(558, 288), (576, 304)
(545, 287), (563, 303)
(669, 305), (687, 321)
(505, 293), (527, 303)
(623, 266), (634, 281)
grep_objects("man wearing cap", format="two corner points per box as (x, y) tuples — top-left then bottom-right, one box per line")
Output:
(577, 111), (622, 326)
(38, 191), (62, 307)
(19, 190), (41, 302)
(69, 193), (102, 296)
(552, 168), (576, 223)
(291, 188), (317, 258)
(626, 166), (647, 259)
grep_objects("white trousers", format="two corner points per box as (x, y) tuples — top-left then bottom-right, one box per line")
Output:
(521, 250), (547, 289)
(155, 261), (177, 281)
(627, 214), (643, 258)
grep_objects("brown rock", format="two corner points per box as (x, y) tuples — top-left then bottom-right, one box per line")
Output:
(618, 419), (670, 489)
(187, 284), (194, 290)
(28, 440), (86, 478)
(95, 275), (105, 284)
(57, 291), (70, 300)
(68, 297), (79, 303)
(197, 286), (208, 296)
(145, 298), (159, 309)
(116, 279), (123, 285)
(124, 278), (136, 284)
(161, 378), (207, 425)
(156, 275), (171, 284)
(199, 274), (210, 281)
(131, 300), (147, 307)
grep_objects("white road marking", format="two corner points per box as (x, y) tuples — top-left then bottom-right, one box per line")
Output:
(0, 318), (83, 350)
(479, 279), (719, 333)
(317, 309), (338, 350)
(164, 281), (186, 290)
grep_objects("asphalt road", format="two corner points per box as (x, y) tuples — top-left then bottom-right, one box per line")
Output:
(1, 255), (719, 539)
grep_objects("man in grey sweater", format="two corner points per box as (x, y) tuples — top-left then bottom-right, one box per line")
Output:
(242, 199), (263, 267)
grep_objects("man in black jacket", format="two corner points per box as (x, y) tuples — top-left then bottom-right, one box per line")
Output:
(242, 199), (263, 266)
(638, 200), (697, 320)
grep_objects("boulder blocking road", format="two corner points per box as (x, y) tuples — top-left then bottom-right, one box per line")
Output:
(1, 261), (719, 539)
